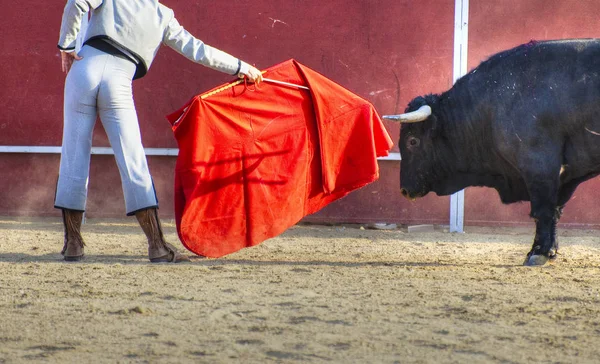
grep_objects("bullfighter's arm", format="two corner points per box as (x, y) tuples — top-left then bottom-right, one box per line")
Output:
(58, 0), (102, 52)
(162, 13), (262, 82)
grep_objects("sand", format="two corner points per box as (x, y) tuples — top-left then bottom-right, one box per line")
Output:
(1, 217), (600, 363)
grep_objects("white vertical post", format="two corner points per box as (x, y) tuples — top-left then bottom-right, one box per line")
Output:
(450, 0), (469, 233)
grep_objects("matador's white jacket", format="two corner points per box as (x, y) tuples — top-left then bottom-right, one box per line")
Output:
(58, 0), (248, 79)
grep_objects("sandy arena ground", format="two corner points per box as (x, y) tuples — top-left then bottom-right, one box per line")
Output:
(1, 217), (600, 363)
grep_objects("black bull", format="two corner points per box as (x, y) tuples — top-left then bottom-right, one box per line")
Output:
(384, 39), (600, 266)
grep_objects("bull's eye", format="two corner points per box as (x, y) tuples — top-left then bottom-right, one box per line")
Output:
(407, 137), (420, 148)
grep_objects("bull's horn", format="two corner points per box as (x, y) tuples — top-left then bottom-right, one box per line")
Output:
(382, 105), (432, 123)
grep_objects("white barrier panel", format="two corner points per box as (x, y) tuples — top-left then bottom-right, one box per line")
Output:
(0, 147), (399, 160)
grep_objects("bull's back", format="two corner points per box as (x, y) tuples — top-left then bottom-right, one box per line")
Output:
(453, 39), (600, 182)
(464, 39), (600, 106)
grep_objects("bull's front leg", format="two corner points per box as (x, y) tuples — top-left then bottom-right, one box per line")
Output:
(524, 185), (560, 266)
(529, 206), (562, 263)
(515, 146), (562, 266)
(525, 212), (558, 266)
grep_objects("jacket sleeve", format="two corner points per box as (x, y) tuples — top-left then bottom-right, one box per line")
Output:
(162, 16), (246, 76)
(58, 0), (103, 51)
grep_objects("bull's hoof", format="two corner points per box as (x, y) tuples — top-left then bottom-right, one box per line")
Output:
(523, 254), (549, 266)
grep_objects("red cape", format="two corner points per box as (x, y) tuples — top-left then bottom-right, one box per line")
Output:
(167, 59), (393, 257)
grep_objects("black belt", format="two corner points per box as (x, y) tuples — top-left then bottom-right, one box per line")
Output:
(85, 38), (137, 65)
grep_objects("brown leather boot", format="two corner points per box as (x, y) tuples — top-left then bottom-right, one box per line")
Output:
(61, 209), (85, 261)
(135, 208), (190, 263)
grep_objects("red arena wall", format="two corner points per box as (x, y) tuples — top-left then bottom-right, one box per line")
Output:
(0, 0), (454, 223)
(2, 1), (600, 229)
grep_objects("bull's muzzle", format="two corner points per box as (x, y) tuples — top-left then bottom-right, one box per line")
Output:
(400, 187), (422, 201)
(400, 188), (410, 198)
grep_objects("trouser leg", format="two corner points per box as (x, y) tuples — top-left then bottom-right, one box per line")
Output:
(54, 49), (99, 211)
(94, 54), (187, 262)
(96, 58), (158, 215)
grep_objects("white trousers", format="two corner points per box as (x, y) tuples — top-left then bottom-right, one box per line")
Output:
(55, 45), (158, 215)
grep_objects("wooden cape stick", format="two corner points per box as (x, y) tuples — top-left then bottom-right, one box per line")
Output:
(200, 77), (309, 100)
(262, 78), (310, 90)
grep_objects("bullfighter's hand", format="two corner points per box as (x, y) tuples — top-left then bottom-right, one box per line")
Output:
(242, 65), (263, 85)
(61, 51), (83, 74)
(247, 66), (263, 85)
